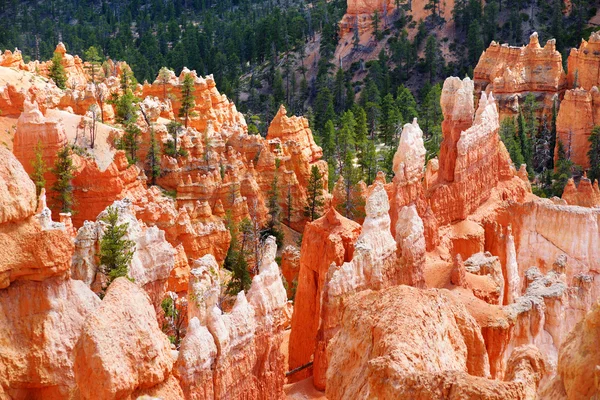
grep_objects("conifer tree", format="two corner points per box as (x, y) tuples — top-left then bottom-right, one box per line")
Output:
(224, 214), (252, 295)
(588, 126), (600, 183)
(146, 125), (161, 185)
(31, 140), (46, 199)
(322, 119), (336, 161)
(267, 173), (281, 229)
(179, 73), (196, 128)
(553, 140), (573, 196)
(158, 67), (172, 100)
(49, 51), (67, 89)
(499, 117), (525, 167)
(84, 46), (102, 84)
(50, 146), (76, 213)
(99, 206), (135, 287)
(166, 120), (185, 158)
(305, 165), (324, 222)
(120, 123), (141, 164)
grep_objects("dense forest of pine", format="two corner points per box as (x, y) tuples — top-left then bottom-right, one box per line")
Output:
(1, 0), (599, 197)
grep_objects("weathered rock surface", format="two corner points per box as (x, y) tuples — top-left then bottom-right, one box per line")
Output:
(428, 78), (529, 225)
(176, 236), (288, 399)
(567, 31), (600, 90)
(72, 199), (176, 307)
(0, 147), (74, 289)
(313, 182), (397, 389)
(555, 87), (600, 169)
(325, 286), (495, 399)
(0, 277), (100, 399)
(561, 176), (600, 207)
(74, 278), (176, 400)
(473, 32), (566, 119)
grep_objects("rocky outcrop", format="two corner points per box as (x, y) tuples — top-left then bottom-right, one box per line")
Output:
(0, 277), (100, 399)
(473, 32), (566, 119)
(0, 147), (74, 289)
(73, 277), (177, 400)
(281, 245), (300, 299)
(313, 182), (397, 389)
(288, 207), (361, 381)
(567, 31), (600, 90)
(561, 176), (600, 207)
(542, 301), (600, 399)
(176, 236), (288, 399)
(338, 0), (397, 36)
(555, 87), (600, 169)
(427, 78), (530, 226)
(326, 285), (498, 399)
(36, 43), (89, 89)
(72, 199), (176, 307)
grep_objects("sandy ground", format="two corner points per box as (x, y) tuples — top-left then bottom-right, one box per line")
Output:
(284, 377), (327, 400)
(0, 65), (47, 92)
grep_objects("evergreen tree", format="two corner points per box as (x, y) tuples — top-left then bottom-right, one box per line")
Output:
(120, 123), (141, 164)
(267, 173), (281, 229)
(31, 140), (46, 199)
(549, 98), (558, 170)
(272, 70), (286, 107)
(50, 146), (76, 214)
(338, 151), (364, 220)
(380, 94), (401, 148)
(467, 20), (484, 65)
(424, 35), (440, 82)
(552, 140), (573, 196)
(305, 165), (324, 221)
(99, 206), (135, 288)
(166, 120), (184, 159)
(146, 125), (161, 185)
(588, 126), (600, 183)
(224, 215), (252, 295)
(84, 46), (102, 84)
(322, 120), (336, 161)
(499, 117), (525, 167)
(179, 73), (196, 128)
(314, 87), (335, 136)
(517, 110), (533, 172)
(49, 51), (67, 89)
(396, 85), (418, 121)
(338, 111), (357, 170)
(372, 10), (381, 39)
(158, 67), (172, 100)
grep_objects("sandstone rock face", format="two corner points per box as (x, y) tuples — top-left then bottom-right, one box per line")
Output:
(176, 236), (288, 400)
(288, 207), (361, 381)
(313, 182), (397, 389)
(567, 31), (600, 90)
(545, 301), (600, 399)
(473, 33), (566, 119)
(281, 245), (300, 299)
(325, 286), (491, 399)
(428, 79), (529, 225)
(0, 147), (74, 289)
(0, 277), (100, 399)
(36, 43), (89, 89)
(74, 278), (176, 400)
(555, 87), (600, 169)
(561, 176), (600, 207)
(339, 0), (397, 36)
(396, 204), (426, 288)
(72, 199), (176, 307)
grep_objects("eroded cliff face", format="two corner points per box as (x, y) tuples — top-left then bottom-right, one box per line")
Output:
(176, 237), (288, 400)
(473, 32), (566, 119)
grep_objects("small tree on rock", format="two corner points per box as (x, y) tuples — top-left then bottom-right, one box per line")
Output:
(179, 73), (196, 128)
(31, 140), (46, 199)
(50, 145), (76, 213)
(304, 165), (324, 221)
(99, 206), (135, 289)
(49, 51), (67, 89)
(588, 126), (600, 183)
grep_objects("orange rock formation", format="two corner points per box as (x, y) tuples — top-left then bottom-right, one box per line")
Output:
(473, 32), (567, 119)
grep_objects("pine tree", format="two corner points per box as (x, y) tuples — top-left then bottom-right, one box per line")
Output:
(273, 70), (285, 107)
(49, 51), (67, 89)
(553, 140), (573, 197)
(166, 120), (184, 158)
(50, 146), (76, 213)
(224, 215), (252, 295)
(381, 94), (401, 148)
(31, 140), (46, 199)
(322, 120), (336, 160)
(179, 73), (196, 128)
(286, 185), (293, 226)
(499, 117), (525, 167)
(158, 67), (172, 100)
(99, 206), (135, 287)
(339, 151), (364, 220)
(267, 173), (281, 229)
(304, 165), (324, 221)
(372, 10), (381, 39)
(588, 126), (600, 183)
(120, 123), (141, 164)
(84, 46), (102, 84)
(146, 125), (161, 185)
(338, 111), (357, 170)
(424, 35), (439, 82)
